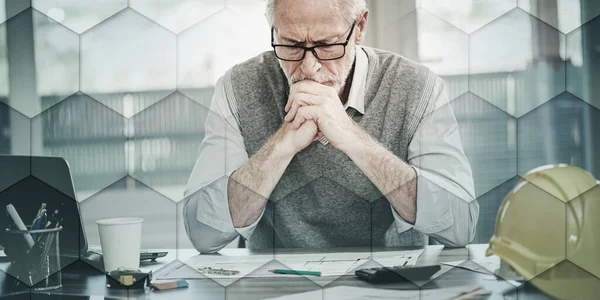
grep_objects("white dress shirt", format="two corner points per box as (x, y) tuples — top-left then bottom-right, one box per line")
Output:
(183, 46), (479, 253)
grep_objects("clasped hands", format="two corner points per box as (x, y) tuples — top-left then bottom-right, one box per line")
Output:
(283, 80), (358, 152)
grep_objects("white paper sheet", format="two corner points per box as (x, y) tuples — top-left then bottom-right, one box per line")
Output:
(162, 249), (425, 285)
(440, 257), (500, 275)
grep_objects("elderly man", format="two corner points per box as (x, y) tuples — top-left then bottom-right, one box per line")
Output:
(184, 0), (478, 253)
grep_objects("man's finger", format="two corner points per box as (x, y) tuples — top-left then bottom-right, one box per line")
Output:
(286, 81), (317, 112)
(293, 80), (334, 96)
(291, 106), (321, 130)
(285, 93), (320, 122)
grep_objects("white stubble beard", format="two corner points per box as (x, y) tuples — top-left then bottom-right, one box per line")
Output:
(282, 43), (357, 96)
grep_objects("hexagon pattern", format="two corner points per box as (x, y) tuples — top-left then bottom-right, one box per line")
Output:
(0, 0), (599, 299)
(0, 0), (29, 24)
(129, 0), (224, 34)
(30, 93), (127, 201)
(0, 8), (79, 118)
(472, 176), (522, 244)
(517, 92), (600, 180)
(377, 9), (468, 101)
(518, 0), (600, 34)
(418, 0), (516, 34)
(80, 8), (176, 117)
(177, 7), (271, 108)
(80, 176), (177, 273)
(0, 176), (80, 287)
(31, 0), (127, 34)
(0, 102), (30, 156)
(566, 14), (600, 110)
(225, 260), (322, 300)
(127, 92), (210, 201)
(450, 93), (517, 197)
(469, 8), (566, 118)
(566, 185), (600, 279)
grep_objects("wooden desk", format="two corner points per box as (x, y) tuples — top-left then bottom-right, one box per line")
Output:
(0, 245), (550, 299)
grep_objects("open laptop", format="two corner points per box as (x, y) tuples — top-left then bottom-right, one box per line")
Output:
(0, 155), (167, 265)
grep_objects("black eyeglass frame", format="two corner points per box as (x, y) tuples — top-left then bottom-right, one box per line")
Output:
(271, 21), (356, 61)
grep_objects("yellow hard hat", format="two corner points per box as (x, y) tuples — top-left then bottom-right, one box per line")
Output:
(486, 164), (600, 300)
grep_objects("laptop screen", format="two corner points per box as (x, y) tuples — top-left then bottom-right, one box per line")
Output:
(0, 155), (87, 259)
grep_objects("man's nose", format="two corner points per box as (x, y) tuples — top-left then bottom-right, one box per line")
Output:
(300, 50), (320, 78)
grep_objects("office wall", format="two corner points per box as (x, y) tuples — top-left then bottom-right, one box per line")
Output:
(0, 0), (599, 255)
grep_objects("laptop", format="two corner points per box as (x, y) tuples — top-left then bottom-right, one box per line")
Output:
(0, 155), (167, 265)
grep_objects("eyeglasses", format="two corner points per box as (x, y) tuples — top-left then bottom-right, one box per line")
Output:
(271, 21), (356, 61)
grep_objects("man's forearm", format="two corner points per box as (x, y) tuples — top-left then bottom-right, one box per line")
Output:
(342, 125), (418, 223)
(228, 128), (295, 228)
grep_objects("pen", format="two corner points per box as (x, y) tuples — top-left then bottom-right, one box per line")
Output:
(268, 269), (321, 277)
(32, 209), (47, 230)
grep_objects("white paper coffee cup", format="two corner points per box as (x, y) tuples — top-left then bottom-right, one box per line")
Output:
(96, 217), (143, 272)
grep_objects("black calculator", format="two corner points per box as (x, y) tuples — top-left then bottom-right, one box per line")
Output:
(355, 264), (441, 283)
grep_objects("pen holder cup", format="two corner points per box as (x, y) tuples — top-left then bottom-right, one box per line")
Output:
(5, 226), (63, 291)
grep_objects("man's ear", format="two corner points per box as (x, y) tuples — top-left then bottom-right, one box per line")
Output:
(355, 9), (369, 45)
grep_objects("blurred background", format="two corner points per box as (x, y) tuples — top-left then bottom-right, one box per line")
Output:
(0, 0), (599, 254)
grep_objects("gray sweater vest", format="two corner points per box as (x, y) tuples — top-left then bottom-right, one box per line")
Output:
(224, 46), (437, 249)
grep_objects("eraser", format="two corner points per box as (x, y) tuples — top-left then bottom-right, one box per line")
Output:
(151, 280), (189, 291)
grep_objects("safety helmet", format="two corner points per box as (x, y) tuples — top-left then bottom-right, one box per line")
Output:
(486, 164), (600, 300)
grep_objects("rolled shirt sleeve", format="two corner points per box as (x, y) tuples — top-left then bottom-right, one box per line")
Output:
(391, 76), (479, 247)
(183, 76), (264, 253)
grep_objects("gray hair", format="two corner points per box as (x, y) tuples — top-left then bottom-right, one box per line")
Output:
(265, 0), (367, 27)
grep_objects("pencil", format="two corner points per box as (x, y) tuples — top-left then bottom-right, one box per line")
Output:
(268, 269), (322, 277)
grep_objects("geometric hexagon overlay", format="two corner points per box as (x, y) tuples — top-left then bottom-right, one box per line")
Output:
(176, 199), (197, 258)
(417, 0), (517, 34)
(29, 260), (106, 298)
(0, 270), (30, 299)
(270, 176), (373, 251)
(31, 0), (127, 34)
(451, 92), (518, 197)
(523, 260), (600, 300)
(80, 176), (176, 273)
(0, 0), (29, 24)
(518, 0), (600, 34)
(186, 253), (272, 288)
(128, 92), (209, 202)
(486, 178), (566, 282)
(1, 8), (79, 119)
(0, 176), (80, 288)
(362, 0), (416, 49)
(376, 9), (468, 101)
(323, 260), (420, 298)
(80, 8), (176, 118)
(0, 155), (30, 193)
(31, 93), (127, 201)
(469, 8), (566, 118)
(420, 263), (518, 300)
(517, 92), (600, 181)
(472, 176), (522, 244)
(566, 184), (600, 279)
(566, 14), (600, 111)
(177, 8), (270, 109)
(129, 0), (225, 34)
(152, 261), (226, 299)
(0, 102), (30, 156)
(225, 260), (322, 300)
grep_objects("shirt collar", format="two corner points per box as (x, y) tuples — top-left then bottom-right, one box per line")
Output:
(343, 45), (367, 115)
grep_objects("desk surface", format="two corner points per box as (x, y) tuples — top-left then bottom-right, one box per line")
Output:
(0, 244), (550, 300)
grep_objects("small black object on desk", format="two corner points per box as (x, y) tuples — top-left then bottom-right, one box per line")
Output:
(105, 268), (152, 290)
(355, 264), (441, 283)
